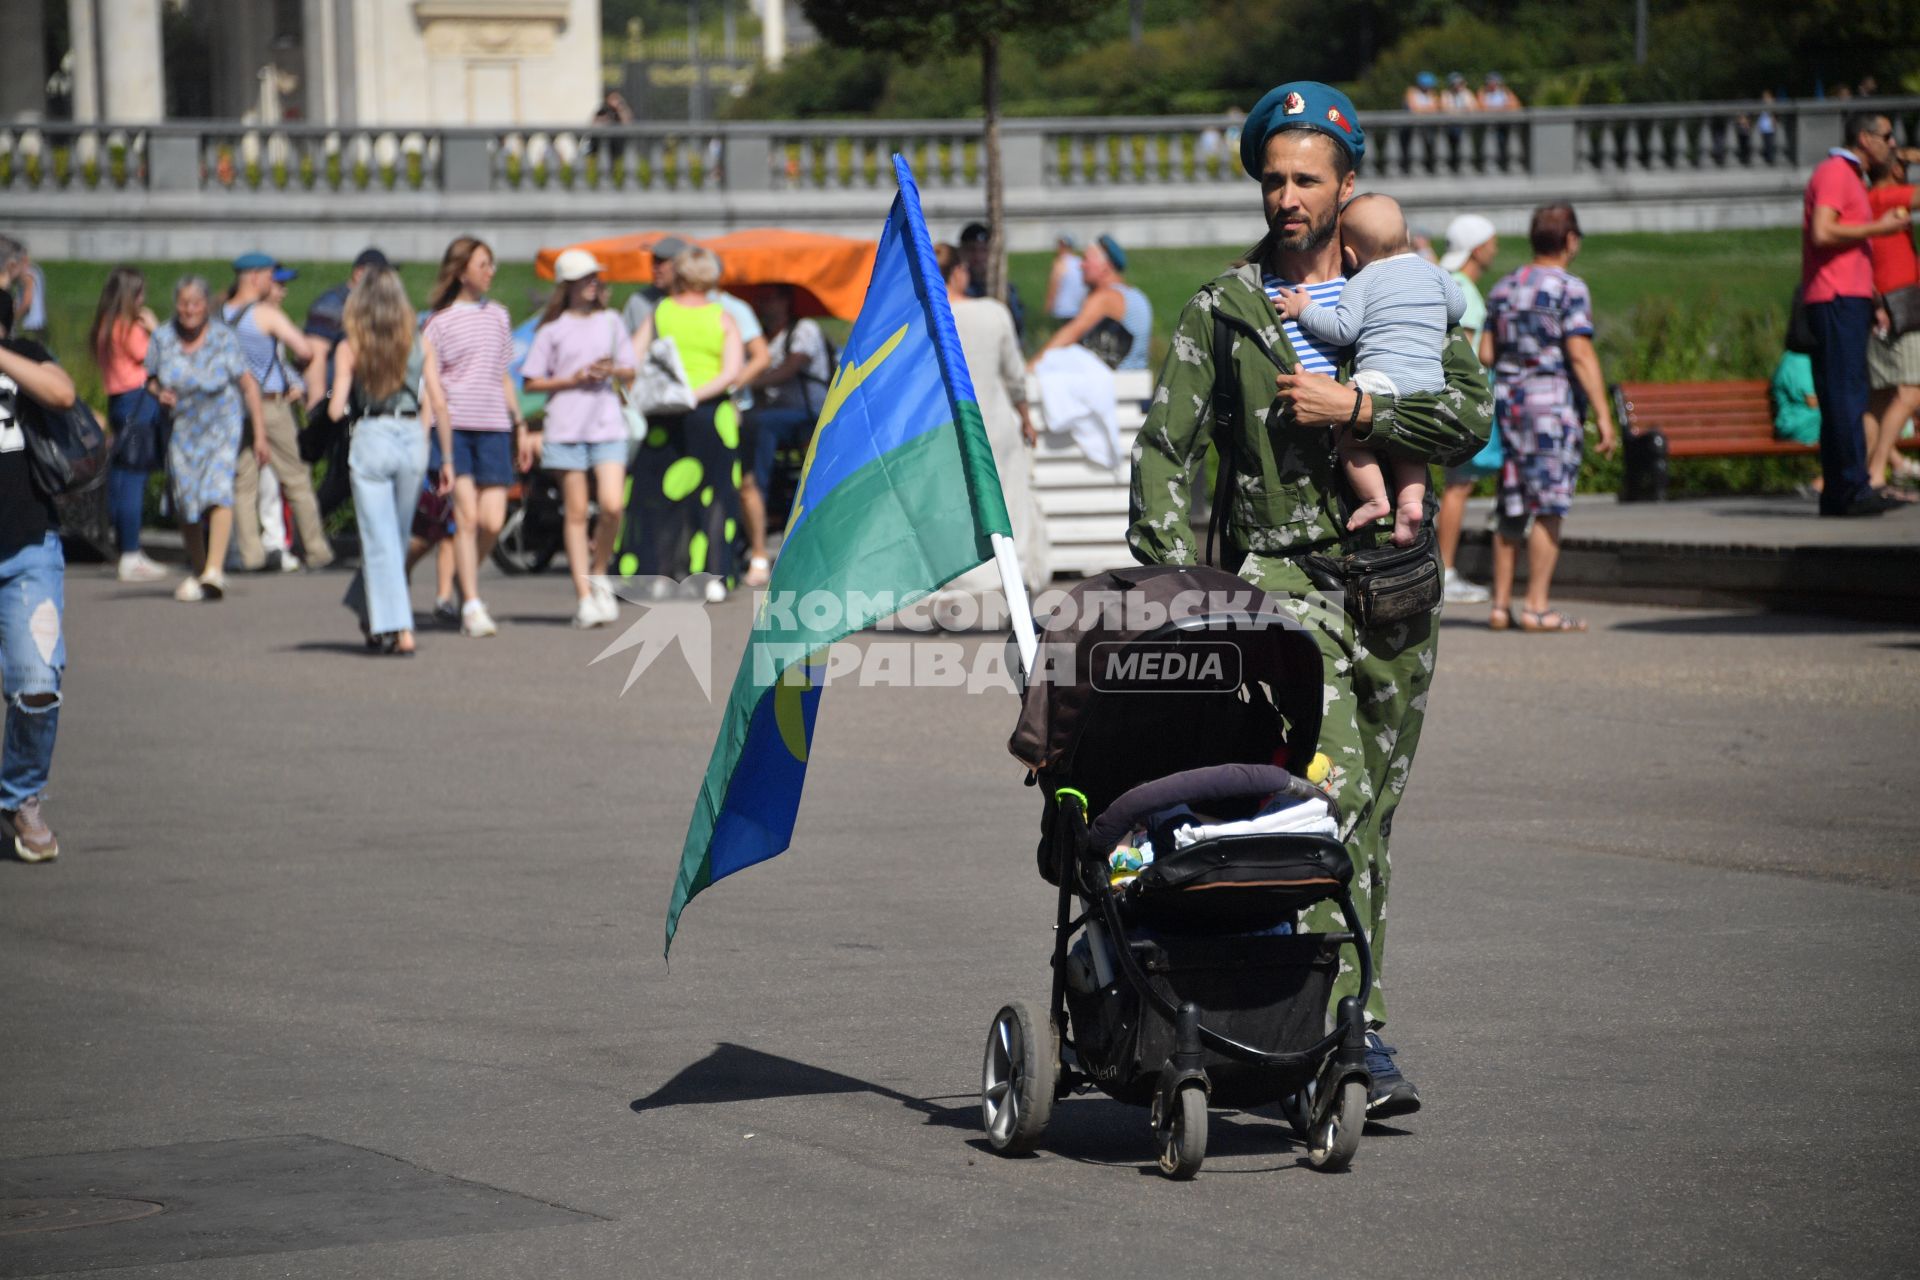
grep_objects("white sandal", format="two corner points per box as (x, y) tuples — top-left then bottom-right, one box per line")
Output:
(742, 556), (772, 588)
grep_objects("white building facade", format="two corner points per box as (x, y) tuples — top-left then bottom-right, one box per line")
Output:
(15, 0), (602, 126)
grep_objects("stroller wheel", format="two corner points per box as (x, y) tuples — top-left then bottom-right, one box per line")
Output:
(1156, 1083), (1208, 1180)
(981, 1001), (1055, 1154)
(1308, 1079), (1366, 1172)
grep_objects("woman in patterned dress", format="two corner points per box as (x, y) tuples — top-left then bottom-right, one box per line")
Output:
(145, 276), (266, 602)
(1479, 204), (1617, 632)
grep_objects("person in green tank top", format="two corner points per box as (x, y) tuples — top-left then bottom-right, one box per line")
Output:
(627, 247), (745, 597)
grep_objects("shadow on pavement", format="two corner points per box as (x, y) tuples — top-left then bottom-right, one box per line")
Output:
(285, 640), (384, 657)
(632, 1044), (1390, 1175)
(630, 1042), (975, 1129)
(1607, 612), (1914, 637)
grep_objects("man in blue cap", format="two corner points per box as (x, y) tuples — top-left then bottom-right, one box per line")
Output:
(222, 252), (329, 572)
(1127, 80), (1494, 1121)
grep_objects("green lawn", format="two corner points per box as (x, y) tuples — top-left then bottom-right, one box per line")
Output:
(29, 227), (1806, 495)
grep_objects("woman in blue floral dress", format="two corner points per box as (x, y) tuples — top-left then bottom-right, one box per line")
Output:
(1479, 204), (1618, 633)
(146, 277), (265, 602)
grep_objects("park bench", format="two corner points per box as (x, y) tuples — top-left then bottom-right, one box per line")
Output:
(1029, 368), (1155, 575)
(1613, 378), (1920, 500)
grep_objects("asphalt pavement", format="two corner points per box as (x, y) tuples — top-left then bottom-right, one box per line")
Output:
(3, 562), (1917, 1278)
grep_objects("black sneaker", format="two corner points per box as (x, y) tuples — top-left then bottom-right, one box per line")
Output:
(1364, 1032), (1422, 1119)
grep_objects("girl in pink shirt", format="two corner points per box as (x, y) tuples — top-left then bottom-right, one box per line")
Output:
(520, 250), (636, 628)
(87, 267), (168, 581)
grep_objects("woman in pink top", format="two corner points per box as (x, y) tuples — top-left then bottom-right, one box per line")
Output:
(422, 237), (531, 638)
(520, 249), (636, 629)
(88, 267), (168, 582)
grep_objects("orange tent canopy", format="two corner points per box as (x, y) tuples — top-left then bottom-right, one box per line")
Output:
(533, 229), (878, 320)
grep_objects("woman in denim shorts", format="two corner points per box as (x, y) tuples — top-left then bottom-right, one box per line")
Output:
(520, 250), (636, 628)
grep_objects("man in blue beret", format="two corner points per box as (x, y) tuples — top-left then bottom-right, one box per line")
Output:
(1128, 80), (1494, 1122)
(222, 251), (329, 572)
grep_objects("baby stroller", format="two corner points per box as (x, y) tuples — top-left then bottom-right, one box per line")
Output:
(983, 564), (1374, 1178)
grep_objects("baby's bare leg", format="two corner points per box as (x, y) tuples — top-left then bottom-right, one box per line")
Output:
(1390, 456), (1428, 546)
(1339, 436), (1394, 533)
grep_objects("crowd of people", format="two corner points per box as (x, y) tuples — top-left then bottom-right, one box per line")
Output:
(8, 109), (1914, 872)
(1791, 110), (1920, 516)
(1402, 71), (1523, 115)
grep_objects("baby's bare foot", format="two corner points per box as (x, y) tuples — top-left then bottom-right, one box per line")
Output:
(1392, 499), (1425, 546)
(1345, 496), (1393, 532)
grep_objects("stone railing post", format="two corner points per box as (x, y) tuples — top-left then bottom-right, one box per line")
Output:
(725, 129), (771, 192)
(147, 129), (200, 191)
(1001, 127), (1044, 189)
(1530, 112), (1578, 179)
(1793, 101), (1846, 166)
(441, 132), (493, 192)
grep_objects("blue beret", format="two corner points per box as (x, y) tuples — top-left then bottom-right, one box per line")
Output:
(232, 251), (275, 272)
(1096, 234), (1127, 273)
(1240, 81), (1367, 176)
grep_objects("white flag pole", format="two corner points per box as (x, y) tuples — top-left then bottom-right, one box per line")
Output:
(991, 532), (1039, 678)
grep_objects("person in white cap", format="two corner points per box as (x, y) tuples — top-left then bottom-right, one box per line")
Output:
(520, 249), (636, 628)
(1435, 212), (1501, 605)
(1045, 231), (1087, 321)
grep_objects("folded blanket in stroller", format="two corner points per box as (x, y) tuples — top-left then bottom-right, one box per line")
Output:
(1169, 795), (1337, 847)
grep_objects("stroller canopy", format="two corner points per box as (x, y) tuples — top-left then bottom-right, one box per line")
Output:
(1008, 565), (1326, 815)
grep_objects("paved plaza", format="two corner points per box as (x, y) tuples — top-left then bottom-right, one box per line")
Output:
(3, 564), (1917, 1278)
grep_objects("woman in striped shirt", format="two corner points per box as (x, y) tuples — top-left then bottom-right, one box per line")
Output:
(422, 237), (532, 638)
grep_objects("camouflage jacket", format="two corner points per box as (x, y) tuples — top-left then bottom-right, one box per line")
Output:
(1127, 257), (1495, 565)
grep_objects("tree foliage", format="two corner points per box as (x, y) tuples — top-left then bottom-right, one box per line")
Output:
(738, 0), (1920, 119)
(800, 0), (1110, 64)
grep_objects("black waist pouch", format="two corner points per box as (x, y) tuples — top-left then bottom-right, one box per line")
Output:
(1301, 525), (1442, 630)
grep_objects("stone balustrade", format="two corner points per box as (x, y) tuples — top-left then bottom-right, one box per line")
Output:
(4, 98), (1915, 261)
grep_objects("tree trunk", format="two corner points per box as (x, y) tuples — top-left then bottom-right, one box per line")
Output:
(982, 31), (1005, 305)
(1130, 0), (1144, 47)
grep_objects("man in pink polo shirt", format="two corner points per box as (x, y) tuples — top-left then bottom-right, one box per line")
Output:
(1802, 111), (1910, 516)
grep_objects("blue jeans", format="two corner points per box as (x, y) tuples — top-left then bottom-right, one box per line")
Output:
(1807, 297), (1874, 513)
(346, 416), (428, 635)
(108, 467), (149, 553)
(743, 405), (815, 492)
(0, 532), (65, 809)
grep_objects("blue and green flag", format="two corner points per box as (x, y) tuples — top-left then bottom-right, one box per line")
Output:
(665, 156), (1012, 953)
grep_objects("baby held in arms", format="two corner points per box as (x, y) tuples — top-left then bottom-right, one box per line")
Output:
(1274, 193), (1465, 545)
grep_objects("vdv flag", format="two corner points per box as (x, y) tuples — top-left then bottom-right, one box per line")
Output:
(665, 156), (1013, 953)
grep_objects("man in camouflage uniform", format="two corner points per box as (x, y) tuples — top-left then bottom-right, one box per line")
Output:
(1127, 81), (1493, 1119)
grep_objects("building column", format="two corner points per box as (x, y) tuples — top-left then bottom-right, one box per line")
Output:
(1, 0), (46, 121)
(761, 0), (785, 72)
(301, 0), (336, 124)
(99, 0), (166, 121)
(67, 0), (100, 122)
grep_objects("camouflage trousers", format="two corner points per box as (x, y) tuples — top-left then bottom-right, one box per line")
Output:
(1238, 553), (1441, 1029)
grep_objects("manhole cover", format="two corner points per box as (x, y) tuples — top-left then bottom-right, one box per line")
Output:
(0, 1197), (165, 1236)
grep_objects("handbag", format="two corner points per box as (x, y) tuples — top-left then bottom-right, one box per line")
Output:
(631, 336), (697, 415)
(1080, 317), (1135, 370)
(24, 397), (109, 496)
(299, 398), (351, 463)
(1301, 526), (1443, 629)
(107, 387), (171, 472)
(1884, 284), (1920, 339)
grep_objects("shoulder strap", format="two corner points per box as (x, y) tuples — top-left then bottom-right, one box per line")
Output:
(1204, 309), (1241, 572)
